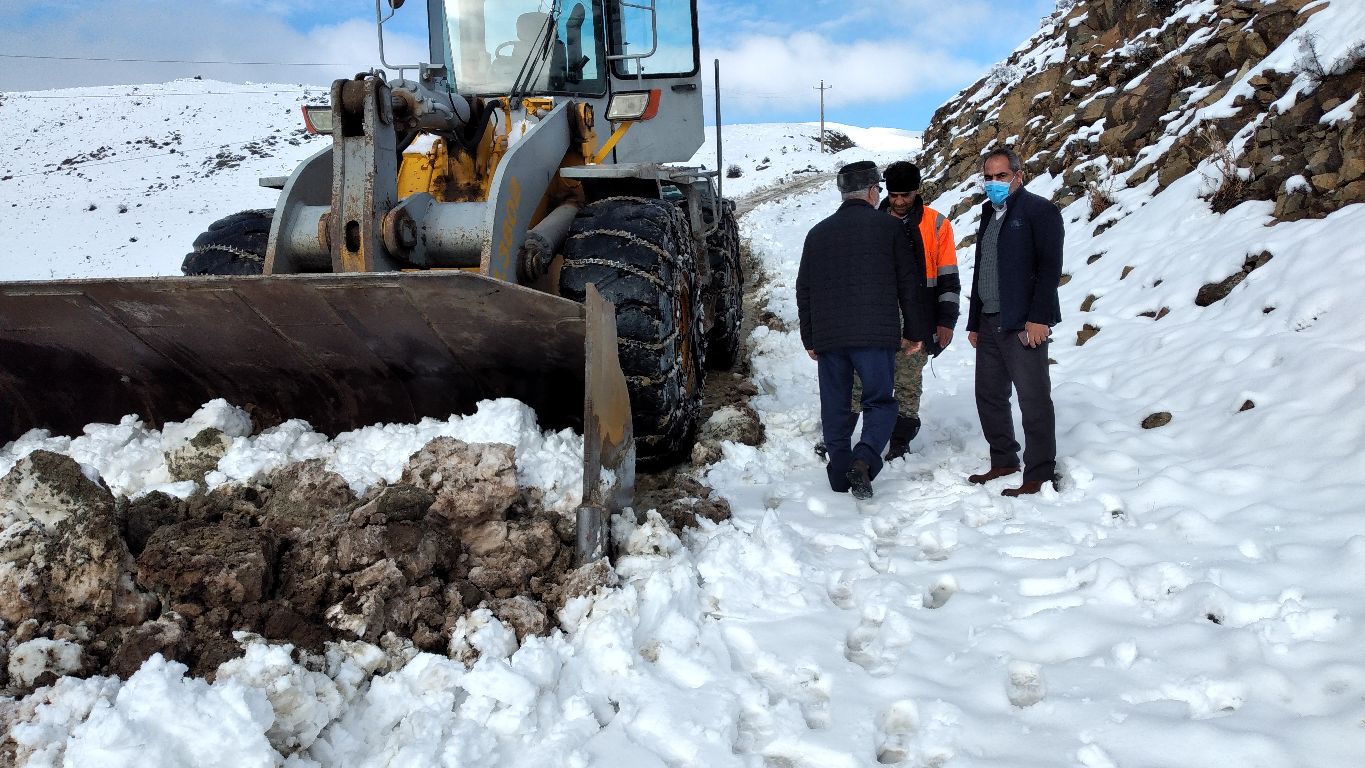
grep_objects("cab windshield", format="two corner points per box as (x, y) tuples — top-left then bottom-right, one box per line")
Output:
(441, 0), (607, 96)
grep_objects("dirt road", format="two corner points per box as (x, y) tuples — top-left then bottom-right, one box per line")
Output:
(734, 171), (835, 217)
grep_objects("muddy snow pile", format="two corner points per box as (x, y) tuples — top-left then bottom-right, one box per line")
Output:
(0, 403), (622, 697)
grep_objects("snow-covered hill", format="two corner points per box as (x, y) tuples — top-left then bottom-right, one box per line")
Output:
(3, 2), (1365, 760)
(0, 79), (328, 281)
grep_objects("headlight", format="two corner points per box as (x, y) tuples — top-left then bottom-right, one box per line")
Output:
(301, 105), (334, 135)
(605, 90), (660, 122)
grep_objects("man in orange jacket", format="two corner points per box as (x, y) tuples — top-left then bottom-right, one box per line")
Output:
(878, 161), (960, 459)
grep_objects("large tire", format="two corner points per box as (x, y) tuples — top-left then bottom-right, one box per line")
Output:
(182, 209), (272, 275)
(560, 196), (707, 464)
(704, 201), (743, 370)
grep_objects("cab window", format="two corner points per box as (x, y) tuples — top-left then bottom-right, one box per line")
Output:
(610, 0), (698, 79)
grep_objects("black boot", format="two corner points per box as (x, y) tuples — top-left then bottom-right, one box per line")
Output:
(884, 416), (921, 461)
(846, 460), (874, 500)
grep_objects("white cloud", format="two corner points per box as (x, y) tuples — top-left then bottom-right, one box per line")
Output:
(705, 32), (984, 118)
(823, 0), (1054, 48)
(0, 1), (428, 91)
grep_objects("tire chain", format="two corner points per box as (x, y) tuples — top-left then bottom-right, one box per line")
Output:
(703, 206), (743, 370)
(183, 209), (273, 275)
(560, 196), (707, 460)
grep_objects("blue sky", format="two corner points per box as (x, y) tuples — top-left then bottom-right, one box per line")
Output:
(0, 0), (1054, 131)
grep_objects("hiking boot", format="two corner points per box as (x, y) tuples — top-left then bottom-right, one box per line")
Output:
(967, 466), (1019, 484)
(846, 460), (874, 500)
(884, 415), (921, 461)
(814, 441), (828, 464)
(1002, 474), (1059, 497)
(1002, 479), (1047, 497)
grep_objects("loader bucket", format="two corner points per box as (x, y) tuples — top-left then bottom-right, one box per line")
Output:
(0, 274), (632, 513)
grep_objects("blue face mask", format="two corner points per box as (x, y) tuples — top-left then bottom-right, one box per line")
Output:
(984, 180), (1012, 205)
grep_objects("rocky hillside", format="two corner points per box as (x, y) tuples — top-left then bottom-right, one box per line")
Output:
(919, 0), (1363, 225)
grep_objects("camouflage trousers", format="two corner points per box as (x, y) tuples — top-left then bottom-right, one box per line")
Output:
(852, 350), (926, 418)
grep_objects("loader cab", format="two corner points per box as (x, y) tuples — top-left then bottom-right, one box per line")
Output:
(432, 0), (703, 163)
(436, 0), (609, 96)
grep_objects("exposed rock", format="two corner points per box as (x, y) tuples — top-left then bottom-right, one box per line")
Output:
(0, 521), (53, 627)
(651, 475), (733, 533)
(691, 404), (765, 464)
(7, 638), (89, 689)
(260, 459), (356, 531)
(465, 516), (568, 599)
(0, 450), (112, 529)
(545, 558), (618, 617)
(122, 491), (189, 556)
(1142, 412), (1173, 429)
(165, 427), (232, 483)
(139, 520), (278, 609)
(50, 496), (158, 628)
(110, 614), (188, 678)
(916, 0), (1364, 223)
(401, 438), (520, 535)
(489, 596), (549, 642)
(1196, 251), (1273, 306)
(0, 452), (156, 637)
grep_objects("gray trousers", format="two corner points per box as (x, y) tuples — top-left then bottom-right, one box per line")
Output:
(975, 314), (1056, 482)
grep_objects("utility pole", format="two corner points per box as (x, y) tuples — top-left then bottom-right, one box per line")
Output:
(814, 80), (832, 153)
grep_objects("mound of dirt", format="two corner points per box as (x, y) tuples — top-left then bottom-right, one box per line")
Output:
(0, 438), (614, 696)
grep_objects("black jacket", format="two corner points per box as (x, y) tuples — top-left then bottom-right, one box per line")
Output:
(966, 186), (1064, 333)
(797, 199), (933, 352)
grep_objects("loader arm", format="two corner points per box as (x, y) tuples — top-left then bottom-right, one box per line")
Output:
(267, 75), (575, 283)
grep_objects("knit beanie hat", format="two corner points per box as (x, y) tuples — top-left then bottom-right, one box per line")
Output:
(884, 161), (921, 193)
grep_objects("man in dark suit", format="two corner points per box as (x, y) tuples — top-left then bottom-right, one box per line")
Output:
(797, 161), (931, 499)
(965, 148), (1064, 496)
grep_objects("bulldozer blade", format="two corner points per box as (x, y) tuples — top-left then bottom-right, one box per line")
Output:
(0, 271), (603, 445)
(576, 284), (635, 564)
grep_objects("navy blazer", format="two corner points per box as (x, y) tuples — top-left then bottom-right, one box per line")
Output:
(966, 186), (1064, 333)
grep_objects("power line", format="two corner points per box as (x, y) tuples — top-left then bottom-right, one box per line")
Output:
(7, 89), (328, 99)
(725, 90), (805, 101)
(0, 52), (354, 67)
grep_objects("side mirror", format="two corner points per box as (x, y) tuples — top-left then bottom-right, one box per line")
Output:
(390, 0), (405, 8)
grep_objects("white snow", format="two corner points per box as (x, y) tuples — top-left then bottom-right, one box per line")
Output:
(4, 9), (1365, 761)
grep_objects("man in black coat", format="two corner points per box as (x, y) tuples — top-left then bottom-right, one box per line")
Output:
(965, 148), (1064, 496)
(797, 161), (931, 499)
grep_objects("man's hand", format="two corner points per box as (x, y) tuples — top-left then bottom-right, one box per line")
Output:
(900, 338), (923, 356)
(1022, 321), (1051, 348)
(968, 331), (978, 348)
(936, 326), (953, 349)
(807, 349), (818, 360)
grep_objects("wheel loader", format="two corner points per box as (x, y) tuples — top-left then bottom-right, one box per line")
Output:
(0, 0), (743, 562)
